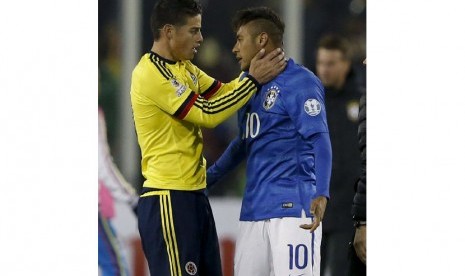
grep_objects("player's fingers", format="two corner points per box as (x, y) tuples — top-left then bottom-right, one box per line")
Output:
(251, 48), (266, 63)
(299, 223), (313, 230)
(266, 48), (283, 61)
(354, 241), (366, 263)
(355, 243), (366, 264)
(300, 217), (320, 232)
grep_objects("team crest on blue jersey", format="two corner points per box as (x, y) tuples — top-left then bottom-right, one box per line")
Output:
(171, 78), (187, 97)
(263, 85), (280, 110)
(189, 72), (198, 86)
(304, 99), (321, 116)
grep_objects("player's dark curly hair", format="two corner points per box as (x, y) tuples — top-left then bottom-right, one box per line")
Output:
(232, 7), (285, 46)
(151, 0), (202, 40)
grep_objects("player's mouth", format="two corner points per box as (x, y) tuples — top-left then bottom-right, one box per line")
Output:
(193, 45), (200, 54)
(236, 57), (242, 64)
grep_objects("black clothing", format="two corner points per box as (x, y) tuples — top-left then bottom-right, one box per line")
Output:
(321, 74), (363, 276)
(352, 92), (366, 221)
(347, 88), (367, 276)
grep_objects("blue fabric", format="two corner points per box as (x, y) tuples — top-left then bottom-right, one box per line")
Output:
(206, 137), (245, 190)
(98, 213), (129, 276)
(208, 59), (332, 221)
(137, 189), (222, 276)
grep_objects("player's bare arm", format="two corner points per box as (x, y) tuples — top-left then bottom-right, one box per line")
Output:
(299, 196), (327, 232)
(353, 225), (366, 264)
(249, 48), (286, 84)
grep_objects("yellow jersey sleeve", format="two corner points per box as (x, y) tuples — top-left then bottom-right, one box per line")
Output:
(179, 63), (260, 128)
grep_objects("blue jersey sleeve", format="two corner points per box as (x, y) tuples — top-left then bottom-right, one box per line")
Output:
(206, 136), (246, 190)
(282, 75), (329, 139)
(307, 132), (332, 199)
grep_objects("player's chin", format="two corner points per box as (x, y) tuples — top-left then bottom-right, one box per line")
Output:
(183, 51), (196, 60)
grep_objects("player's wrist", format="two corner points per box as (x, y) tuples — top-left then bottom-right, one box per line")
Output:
(354, 220), (366, 228)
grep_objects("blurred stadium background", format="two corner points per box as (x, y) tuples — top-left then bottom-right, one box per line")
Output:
(99, 0), (365, 275)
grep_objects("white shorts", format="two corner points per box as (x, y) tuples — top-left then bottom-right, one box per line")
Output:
(234, 211), (322, 276)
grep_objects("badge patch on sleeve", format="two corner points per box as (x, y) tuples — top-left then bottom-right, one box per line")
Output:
(171, 78), (187, 97)
(263, 85), (280, 110)
(189, 72), (198, 86)
(304, 99), (321, 116)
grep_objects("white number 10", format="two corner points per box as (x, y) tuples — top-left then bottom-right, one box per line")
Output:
(244, 112), (260, 139)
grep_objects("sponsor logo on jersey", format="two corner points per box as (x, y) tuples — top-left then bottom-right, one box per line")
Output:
(263, 85), (280, 110)
(304, 99), (321, 116)
(185, 261), (197, 275)
(171, 78), (187, 97)
(282, 202), (293, 208)
(189, 72), (198, 86)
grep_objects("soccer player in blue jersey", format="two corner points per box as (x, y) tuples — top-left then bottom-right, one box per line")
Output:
(207, 7), (332, 276)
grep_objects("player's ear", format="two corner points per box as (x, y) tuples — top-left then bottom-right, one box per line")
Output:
(163, 24), (174, 39)
(258, 32), (269, 47)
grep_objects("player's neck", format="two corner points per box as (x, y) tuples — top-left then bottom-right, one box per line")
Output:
(151, 41), (177, 63)
(263, 44), (279, 56)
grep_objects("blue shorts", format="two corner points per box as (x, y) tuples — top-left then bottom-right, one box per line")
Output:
(137, 189), (222, 276)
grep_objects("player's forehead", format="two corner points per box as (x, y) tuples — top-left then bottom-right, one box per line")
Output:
(236, 22), (255, 38)
(178, 14), (202, 30)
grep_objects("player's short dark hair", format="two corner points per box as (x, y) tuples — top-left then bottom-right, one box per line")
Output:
(151, 0), (202, 40)
(232, 7), (285, 46)
(317, 34), (352, 60)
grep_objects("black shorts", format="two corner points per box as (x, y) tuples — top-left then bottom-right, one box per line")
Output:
(137, 188), (222, 276)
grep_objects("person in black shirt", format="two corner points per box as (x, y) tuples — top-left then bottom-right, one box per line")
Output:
(348, 59), (367, 276)
(316, 34), (364, 276)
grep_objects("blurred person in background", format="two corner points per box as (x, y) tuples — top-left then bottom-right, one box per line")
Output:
(99, 91), (139, 276)
(207, 7), (331, 276)
(348, 58), (366, 276)
(315, 34), (363, 276)
(130, 0), (286, 275)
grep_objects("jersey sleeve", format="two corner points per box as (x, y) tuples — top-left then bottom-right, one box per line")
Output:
(206, 136), (246, 190)
(132, 59), (259, 128)
(179, 73), (260, 128)
(191, 63), (241, 100)
(308, 132), (332, 199)
(282, 75), (329, 139)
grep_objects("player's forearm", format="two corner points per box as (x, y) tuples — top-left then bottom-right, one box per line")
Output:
(207, 137), (245, 189)
(180, 76), (260, 128)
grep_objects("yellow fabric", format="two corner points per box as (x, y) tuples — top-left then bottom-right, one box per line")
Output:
(131, 52), (258, 190)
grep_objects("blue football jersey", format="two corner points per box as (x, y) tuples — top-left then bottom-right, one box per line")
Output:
(238, 59), (330, 221)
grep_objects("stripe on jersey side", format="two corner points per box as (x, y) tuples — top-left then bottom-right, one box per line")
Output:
(159, 192), (181, 276)
(311, 230), (315, 269)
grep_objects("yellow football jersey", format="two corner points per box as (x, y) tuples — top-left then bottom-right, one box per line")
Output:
(131, 52), (259, 191)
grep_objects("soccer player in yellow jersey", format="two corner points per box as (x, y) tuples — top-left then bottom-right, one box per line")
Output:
(130, 0), (286, 275)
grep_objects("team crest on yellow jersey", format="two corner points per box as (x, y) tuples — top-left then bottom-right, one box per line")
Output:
(171, 78), (187, 97)
(263, 85), (280, 110)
